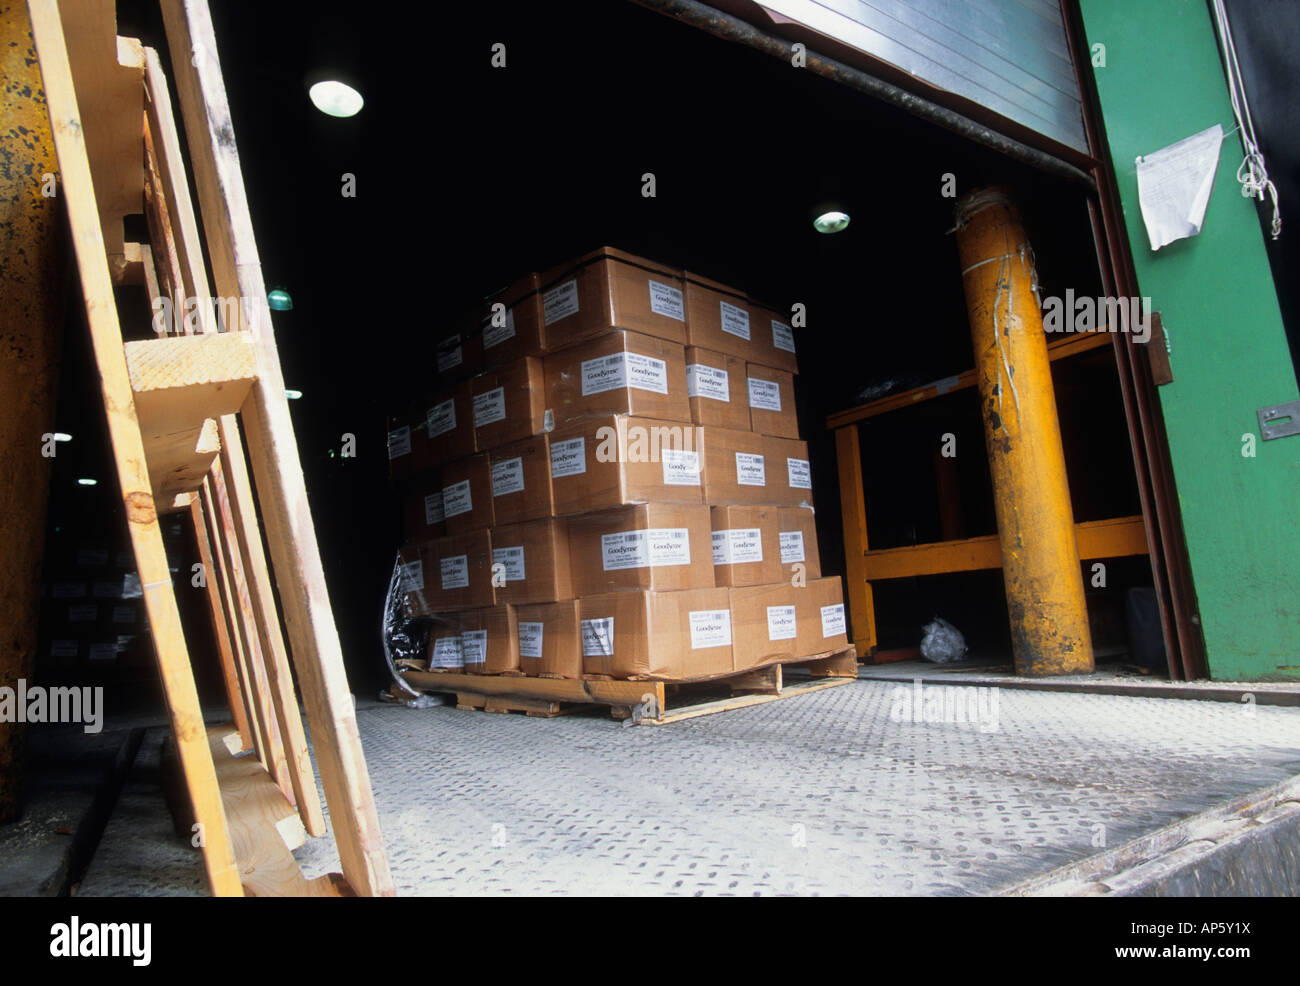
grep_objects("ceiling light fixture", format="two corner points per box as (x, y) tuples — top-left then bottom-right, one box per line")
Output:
(53, 432), (72, 442)
(285, 389), (303, 400)
(77, 478), (98, 486)
(813, 210), (851, 234)
(267, 288), (293, 311)
(309, 80), (364, 118)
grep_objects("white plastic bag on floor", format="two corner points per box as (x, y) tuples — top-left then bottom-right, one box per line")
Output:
(921, 616), (967, 663)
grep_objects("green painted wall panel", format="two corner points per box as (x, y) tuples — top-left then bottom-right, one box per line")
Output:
(1080, 0), (1299, 680)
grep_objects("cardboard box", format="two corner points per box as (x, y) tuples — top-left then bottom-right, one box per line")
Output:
(424, 384), (476, 466)
(545, 329), (690, 427)
(422, 530), (495, 612)
(386, 405), (431, 482)
(426, 617), (466, 671)
(538, 246), (687, 351)
(460, 604), (520, 674)
(745, 299), (799, 374)
(579, 587), (733, 680)
(796, 577), (849, 657)
(566, 503), (714, 595)
(548, 415), (703, 515)
(403, 471), (445, 542)
(763, 436), (814, 508)
(515, 599), (581, 678)
(697, 426), (770, 505)
(710, 505), (782, 588)
(479, 272), (546, 368)
(729, 582), (802, 672)
(469, 356), (548, 451)
(488, 434), (554, 525)
(683, 272), (754, 360)
(685, 346), (749, 430)
(434, 330), (481, 384)
(490, 518), (573, 605)
(777, 506), (821, 581)
(745, 363), (798, 438)
(441, 453), (494, 535)
(398, 542), (432, 615)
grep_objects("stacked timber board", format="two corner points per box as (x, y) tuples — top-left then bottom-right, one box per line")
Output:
(387, 247), (849, 683)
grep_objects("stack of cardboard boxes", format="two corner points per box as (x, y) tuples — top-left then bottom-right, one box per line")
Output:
(388, 247), (848, 682)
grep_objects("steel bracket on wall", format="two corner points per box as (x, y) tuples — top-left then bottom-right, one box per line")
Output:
(1257, 400), (1300, 440)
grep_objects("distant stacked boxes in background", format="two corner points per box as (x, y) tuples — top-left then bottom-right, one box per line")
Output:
(387, 247), (847, 683)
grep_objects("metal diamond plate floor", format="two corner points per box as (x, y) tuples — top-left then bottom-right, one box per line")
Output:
(78, 679), (1300, 896)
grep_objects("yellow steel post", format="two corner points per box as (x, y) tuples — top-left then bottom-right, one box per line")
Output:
(954, 187), (1094, 676)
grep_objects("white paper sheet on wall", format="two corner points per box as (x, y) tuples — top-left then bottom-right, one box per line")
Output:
(1135, 124), (1224, 251)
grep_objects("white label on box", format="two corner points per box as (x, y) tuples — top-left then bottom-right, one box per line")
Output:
(112, 604), (136, 624)
(647, 528), (691, 566)
(779, 530), (806, 564)
(543, 278), (579, 325)
(427, 399), (456, 437)
(661, 448), (701, 487)
(720, 300), (751, 340)
(461, 629), (488, 665)
(442, 479), (472, 518)
(482, 306), (516, 349)
(493, 546), (526, 582)
(424, 492), (445, 526)
(767, 605), (797, 641)
(387, 426), (411, 460)
(689, 609), (732, 650)
(436, 336), (463, 373)
(121, 573), (142, 599)
(581, 617), (615, 658)
(53, 582), (87, 599)
(736, 452), (766, 487)
(431, 635), (464, 668)
(712, 528), (763, 565)
(581, 353), (627, 395)
(648, 279), (685, 321)
(550, 437), (587, 477)
(747, 377), (782, 412)
(400, 560), (424, 592)
(76, 548), (109, 568)
(51, 639), (79, 659)
(491, 456), (525, 496)
(88, 642), (117, 662)
(625, 352), (669, 394)
(68, 603), (97, 623)
(543, 408), (554, 432)
(440, 554), (469, 590)
(686, 363), (729, 401)
(787, 458), (812, 489)
(772, 320), (796, 353)
(821, 604), (847, 638)
(518, 621), (544, 659)
(601, 530), (649, 571)
(473, 387), (507, 427)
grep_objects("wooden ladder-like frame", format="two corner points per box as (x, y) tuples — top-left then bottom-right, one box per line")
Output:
(27, 0), (394, 896)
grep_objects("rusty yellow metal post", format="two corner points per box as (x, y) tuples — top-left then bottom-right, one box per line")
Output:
(954, 187), (1093, 676)
(0, 0), (66, 820)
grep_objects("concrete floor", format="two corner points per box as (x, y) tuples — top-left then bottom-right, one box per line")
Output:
(69, 675), (1300, 896)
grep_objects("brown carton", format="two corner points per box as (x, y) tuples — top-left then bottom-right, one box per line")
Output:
(683, 272), (754, 360)
(685, 346), (749, 430)
(515, 599), (582, 678)
(460, 604), (520, 674)
(545, 329), (690, 427)
(744, 300), (799, 374)
(426, 617), (467, 671)
(538, 246), (687, 351)
(729, 582), (801, 672)
(710, 505), (782, 588)
(777, 506), (822, 581)
(479, 273), (546, 368)
(441, 453), (494, 535)
(579, 587), (734, 680)
(469, 356), (548, 451)
(763, 436), (814, 508)
(403, 470), (445, 542)
(423, 530), (495, 612)
(548, 415), (703, 515)
(745, 363), (798, 439)
(398, 542), (432, 616)
(387, 412), (415, 482)
(424, 384), (476, 466)
(490, 518), (573, 605)
(488, 434), (554, 525)
(697, 426), (770, 505)
(797, 576), (849, 657)
(566, 503), (714, 595)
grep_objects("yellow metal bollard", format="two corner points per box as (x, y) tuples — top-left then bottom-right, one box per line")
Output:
(954, 187), (1094, 676)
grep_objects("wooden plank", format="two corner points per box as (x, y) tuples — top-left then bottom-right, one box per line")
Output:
(142, 116), (185, 333)
(125, 331), (257, 396)
(834, 424), (875, 657)
(26, 0), (242, 896)
(403, 669), (665, 710)
(792, 648), (859, 678)
(729, 664), (783, 695)
(162, 0), (392, 895)
(147, 415), (218, 510)
(861, 514), (1149, 581)
(650, 677), (852, 725)
(189, 496), (253, 752)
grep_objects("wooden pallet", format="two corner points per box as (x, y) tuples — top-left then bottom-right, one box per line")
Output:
(401, 647), (859, 725)
(27, 0), (392, 896)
